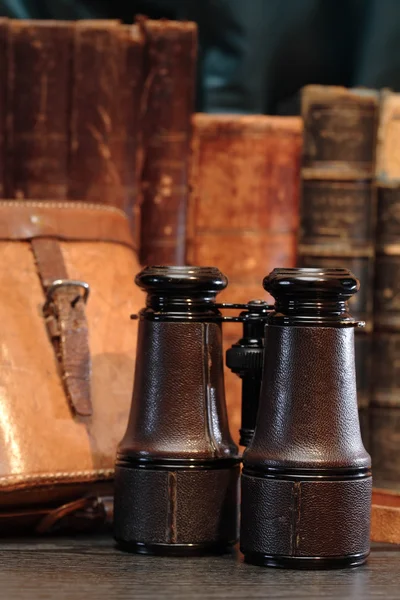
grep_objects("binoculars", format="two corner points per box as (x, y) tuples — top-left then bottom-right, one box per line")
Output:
(114, 266), (372, 569)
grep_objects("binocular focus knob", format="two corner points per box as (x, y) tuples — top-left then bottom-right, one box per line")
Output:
(226, 345), (264, 372)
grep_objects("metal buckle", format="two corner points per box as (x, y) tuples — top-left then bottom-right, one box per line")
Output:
(35, 495), (113, 534)
(43, 279), (90, 312)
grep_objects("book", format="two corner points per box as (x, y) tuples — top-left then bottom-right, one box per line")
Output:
(138, 18), (197, 265)
(372, 90), (400, 489)
(6, 20), (72, 199)
(0, 19), (8, 198)
(188, 114), (302, 441)
(68, 20), (126, 208)
(120, 24), (144, 240)
(297, 85), (379, 440)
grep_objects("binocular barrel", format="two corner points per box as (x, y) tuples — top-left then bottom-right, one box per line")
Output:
(114, 266), (240, 556)
(240, 268), (372, 569)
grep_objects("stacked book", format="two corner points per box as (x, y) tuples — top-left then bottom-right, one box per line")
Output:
(371, 91), (400, 489)
(297, 86), (379, 445)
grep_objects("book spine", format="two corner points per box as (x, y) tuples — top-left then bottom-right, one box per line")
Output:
(0, 19), (8, 198)
(372, 91), (400, 489)
(6, 21), (72, 199)
(298, 85), (379, 433)
(68, 21), (126, 208)
(188, 114), (302, 442)
(120, 24), (144, 240)
(138, 18), (197, 265)
(302, 86), (377, 177)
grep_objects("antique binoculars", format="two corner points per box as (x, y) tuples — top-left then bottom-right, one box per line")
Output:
(114, 266), (372, 569)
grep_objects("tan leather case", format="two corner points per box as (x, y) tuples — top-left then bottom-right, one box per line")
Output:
(0, 201), (143, 531)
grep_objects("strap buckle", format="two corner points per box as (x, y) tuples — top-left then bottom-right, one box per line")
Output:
(35, 496), (113, 534)
(43, 279), (90, 312)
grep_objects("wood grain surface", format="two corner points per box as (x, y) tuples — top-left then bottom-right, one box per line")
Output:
(0, 536), (399, 599)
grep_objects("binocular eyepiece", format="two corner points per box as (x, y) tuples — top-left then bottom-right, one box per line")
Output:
(114, 266), (371, 569)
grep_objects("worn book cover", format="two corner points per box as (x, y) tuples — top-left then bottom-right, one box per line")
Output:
(298, 85), (379, 433)
(6, 20), (72, 199)
(120, 24), (144, 239)
(372, 89), (400, 489)
(188, 113), (302, 440)
(68, 20), (126, 207)
(138, 18), (197, 266)
(0, 19), (8, 198)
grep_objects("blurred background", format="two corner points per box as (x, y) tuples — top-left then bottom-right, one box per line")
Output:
(2, 0), (400, 114)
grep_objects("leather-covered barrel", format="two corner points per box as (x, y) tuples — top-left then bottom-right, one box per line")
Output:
(114, 266), (240, 555)
(241, 267), (372, 569)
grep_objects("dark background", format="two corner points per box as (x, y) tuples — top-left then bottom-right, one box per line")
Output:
(1, 0), (400, 114)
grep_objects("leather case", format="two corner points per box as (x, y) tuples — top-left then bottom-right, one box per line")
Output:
(0, 201), (143, 533)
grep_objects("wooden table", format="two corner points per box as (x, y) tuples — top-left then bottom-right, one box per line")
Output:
(0, 536), (399, 598)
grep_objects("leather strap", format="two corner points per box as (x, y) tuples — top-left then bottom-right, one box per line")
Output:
(0, 496), (113, 534)
(0, 200), (134, 248)
(371, 488), (400, 543)
(32, 237), (92, 417)
(36, 495), (113, 534)
(16, 200), (136, 418)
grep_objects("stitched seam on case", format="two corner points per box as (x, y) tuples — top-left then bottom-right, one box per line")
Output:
(0, 468), (114, 487)
(290, 481), (301, 555)
(203, 323), (217, 457)
(166, 471), (177, 544)
(0, 200), (127, 218)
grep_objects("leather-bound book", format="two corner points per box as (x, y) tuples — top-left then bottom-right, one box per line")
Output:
(120, 24), (144, 239)
(372, 90), (400, 489)
(68, 21), (127, 208)
(6, 21), (72, 199)
(297, 85), (379, 440)
(138, 18), (197, 265)
(188, 114), (302, 441)
(0, 19), (8, 198)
